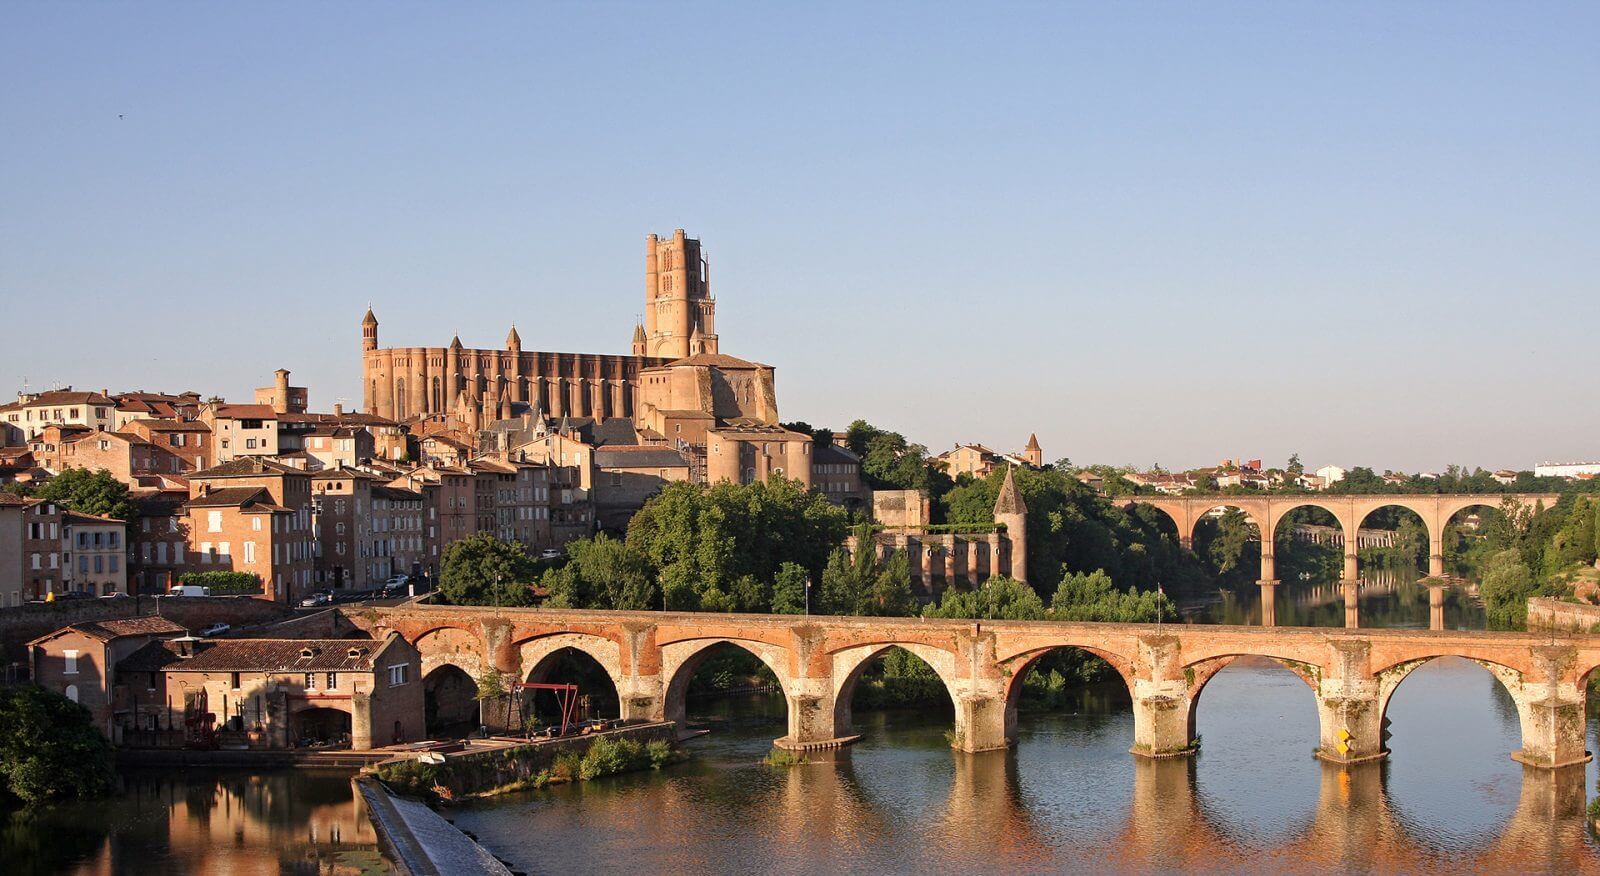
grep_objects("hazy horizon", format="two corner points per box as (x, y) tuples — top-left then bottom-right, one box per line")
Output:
(4, 3), (1596, 473)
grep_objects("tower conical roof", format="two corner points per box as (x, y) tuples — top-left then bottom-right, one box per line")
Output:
(1025, 433), (1040, 450)
(449, 334), (463, 350)
(994, 466), (1026, 515)
(506, 324), (521, 347)
(632, 323), (646, 342)
(361, 307), (378, 326)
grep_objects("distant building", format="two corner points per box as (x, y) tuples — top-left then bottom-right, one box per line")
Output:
(254, 369), (308, 415)
(0, 388), (116, 439)
(936, 438), (1038, 479)
(1315, 465), (1347, 486)
(1534, 461), (1600, 479)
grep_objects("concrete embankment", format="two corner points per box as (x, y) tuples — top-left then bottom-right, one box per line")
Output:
(356, 776), (511, 876)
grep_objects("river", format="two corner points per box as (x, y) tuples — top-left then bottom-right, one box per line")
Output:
(444, 660), (1600, 875)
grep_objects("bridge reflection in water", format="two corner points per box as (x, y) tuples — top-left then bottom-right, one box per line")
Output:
(448, 657), (1600, 875)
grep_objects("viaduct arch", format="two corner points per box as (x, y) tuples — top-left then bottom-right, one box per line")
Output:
(1117, 493), (1559, 627)
(354, 605), (1597, 770)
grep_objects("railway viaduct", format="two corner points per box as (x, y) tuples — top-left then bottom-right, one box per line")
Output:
(1115, 493), (1560, 626)
(350, 604), (1596, 769)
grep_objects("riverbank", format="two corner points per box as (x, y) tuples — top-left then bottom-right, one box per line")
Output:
(1528, 597), (1600, 634)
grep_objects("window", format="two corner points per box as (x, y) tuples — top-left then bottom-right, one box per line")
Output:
(387, 663), (409, 687)
(610, 473), (622, 487)
(207, 511), (222, 533)
(326, 672), (337, 690)
(243, 541), (256, 564)
(245, 438), (257, 450)
(64, 684), (78, 703)
(252, 518), (261, 531)
(230, 672), (241, 690)
(108, 556), (118, 573)
(304, 672), (316, 691)
(64, 650), (79, 675)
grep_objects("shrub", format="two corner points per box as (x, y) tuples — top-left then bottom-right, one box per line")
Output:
(175, 571), (262, 595)
(579, 737), (645, 781)
(550, 751), (583, 783)
(646, 739), (673, 770)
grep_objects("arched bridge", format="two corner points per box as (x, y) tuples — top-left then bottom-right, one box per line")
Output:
(354, 604), (1595, 769)
(1117, 493), (1560, 626)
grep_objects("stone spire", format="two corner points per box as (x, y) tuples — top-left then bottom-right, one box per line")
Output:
(631, 322), (647, 356)
(361, 307), (379, 352)
(1023, 433), (1042, 467)
(1026, 433), (1040, 451)
(506, 324), (521, 350)
(994, 466), (1026, 515)
(449, 334), (463, 350)
(993, 466), (1028, 585)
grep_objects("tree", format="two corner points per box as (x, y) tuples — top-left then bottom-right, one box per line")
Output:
(1479, 549), (1543, 628)
(0, 686), (113, 805)
(541, 533), (656, 610)
(770, 562), (810, 614)
(924, 576), (1046, 620)
(33, 468), (136, 521)
(844, 419), (954, 498)
(438, 533), (536, 606)
(1051, 570), (1174, 622)
(626, 478), (848, 611)
(1286, 453), (1304, 481)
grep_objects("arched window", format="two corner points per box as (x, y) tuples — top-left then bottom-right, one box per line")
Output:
(64, 684), (79, 703)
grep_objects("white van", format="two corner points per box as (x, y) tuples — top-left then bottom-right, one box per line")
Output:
(168, 584), (211, 597)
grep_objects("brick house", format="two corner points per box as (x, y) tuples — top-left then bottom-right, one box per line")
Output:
(27, 616), (188, 740)
(592, 445), (690, 531)
(118, 633), (424, 750)
(185, 458), (316, 603)
(129, 489), (189, 595)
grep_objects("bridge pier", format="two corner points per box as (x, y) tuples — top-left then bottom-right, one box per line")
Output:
(1429, 533), (1446, 578)
(952, 691), (1011, 753)
(1259, 549), (1275, 586)
(1315, 640), (1386, 764)
(776, 677), (851, 750)
(1342, 581), (1360, 628)
(1341, 552), (1359, 584)
(1130, 634), (1198, 758)
(1258, 580), (1279, 627)
(1509, 645), (1591, 770)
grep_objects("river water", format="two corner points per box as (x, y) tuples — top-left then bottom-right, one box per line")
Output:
(448, 661), (1600, 876)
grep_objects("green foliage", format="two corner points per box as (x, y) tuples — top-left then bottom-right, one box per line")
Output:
(0, 686), (114, 805)
(33, 468), (136, 522)
(1050, 570), (1174, 622)
(438, 533), (536, 606)
(763, 747), (808, 767)
(817, 531), (916, 616)
(1479, 549), (1547, 628)
(474, 669), (508, 701)
(577, 736), (662, 781)
(770, 562), (810, 614)
(378, 761), (442, 803)
(175, 570), (261, 594)
(626, 478), (848, 612)
(845, 419), (954, 498)
(925, 576), (1046, 620)
(540, 533), (656, 610)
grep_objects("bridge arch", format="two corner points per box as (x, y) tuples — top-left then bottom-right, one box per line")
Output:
(413, 626), (489, 682)
(517, 632), (626, 727)
(1000, 644), (1135, 742)
(1184, 654), (1320, 744)
(660, 637), (794, 729)
(829, 642), (961, 741)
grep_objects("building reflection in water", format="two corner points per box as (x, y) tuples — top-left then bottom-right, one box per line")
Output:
(14, 768), (382, 875)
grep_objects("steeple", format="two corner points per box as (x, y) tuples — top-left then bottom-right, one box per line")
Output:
(506, 324), (521, 351)
(631, 322), (647, 356)
(1023, 433), (1042, 467)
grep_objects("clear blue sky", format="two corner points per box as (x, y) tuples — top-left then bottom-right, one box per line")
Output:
(4, 3), (1596, 473)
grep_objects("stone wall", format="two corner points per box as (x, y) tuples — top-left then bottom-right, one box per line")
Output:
(1528, 598), (1600, 635)
(375, 721), (676, 799)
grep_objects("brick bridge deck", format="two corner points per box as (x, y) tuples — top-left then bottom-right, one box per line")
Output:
(348, 604), (1599, 768)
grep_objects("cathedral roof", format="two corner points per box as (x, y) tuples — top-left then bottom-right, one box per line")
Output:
(656, 352), (767, 370)
(449, 334), (463, 350)
(994, 466), (1027, 516)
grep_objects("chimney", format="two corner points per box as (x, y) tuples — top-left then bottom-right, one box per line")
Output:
(333, 403), (343, 416)
(199, 483), (211, 497)
(174, 635), (202, 658)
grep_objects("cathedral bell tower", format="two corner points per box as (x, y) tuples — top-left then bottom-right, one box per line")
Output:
(643, 229), (717, 360)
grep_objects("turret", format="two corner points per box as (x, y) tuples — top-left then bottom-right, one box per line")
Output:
(506, 324), (521, 352)
(272, 369), (291, 414)
(631, 322), (647, 356)
(994, 467), (1028, 585)
(361, 307), (379, 352)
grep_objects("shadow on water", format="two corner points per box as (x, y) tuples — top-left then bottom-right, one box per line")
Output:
(1190, 564), (1487, 629)
(449, 662), (1600, 876)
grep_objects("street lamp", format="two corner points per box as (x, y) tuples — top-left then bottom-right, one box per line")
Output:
(805, 578), (812, 616)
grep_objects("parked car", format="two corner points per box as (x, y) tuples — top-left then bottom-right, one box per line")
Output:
(298, 591), (332, 608)
(539, 549), (564, 561)
(100, 591), (131, 599)
(198, 622), (231, 637)
(381, 575), (410, 596)
(168, 584), (212, 597)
